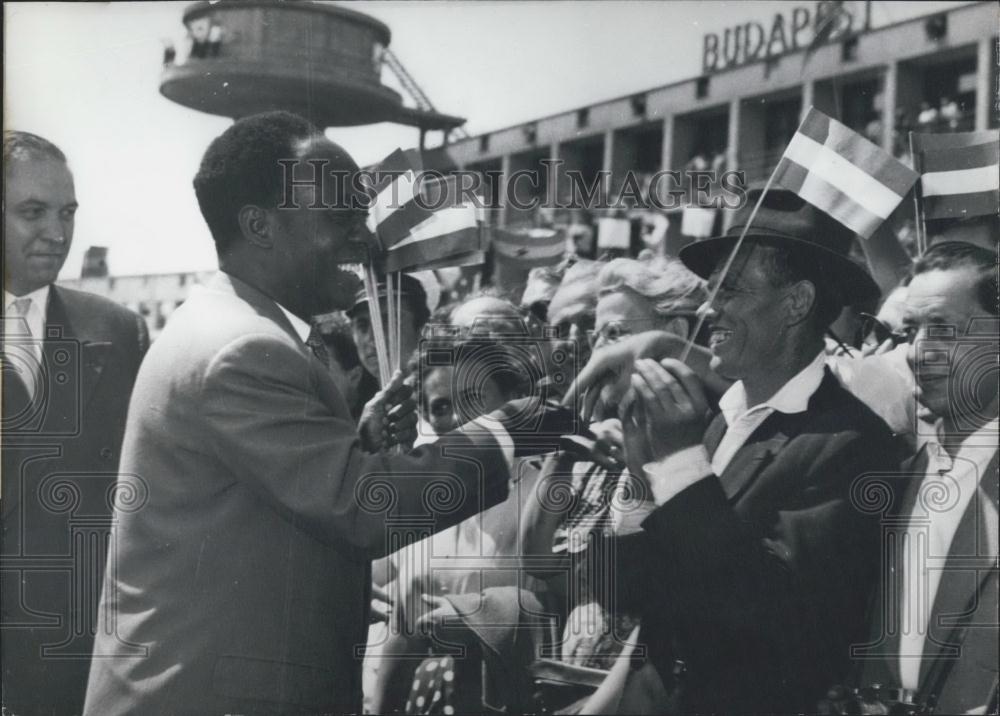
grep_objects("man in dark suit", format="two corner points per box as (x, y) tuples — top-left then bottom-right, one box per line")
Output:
(2, 131), (149, 715)
(83, 111), (573, 716)
(573, 189), (904, 713)
(852, 239), (998, 715)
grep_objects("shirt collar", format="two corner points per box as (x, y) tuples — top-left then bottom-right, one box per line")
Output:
(719, 350), (827, 425)
(275, 303), (311, 343)
(923, 417), (999, 473)
(4, 284), (51, 314)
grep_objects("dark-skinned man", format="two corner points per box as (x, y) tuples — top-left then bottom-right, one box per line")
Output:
(574, 188), (904, 714)
(83, 111), (574, 716)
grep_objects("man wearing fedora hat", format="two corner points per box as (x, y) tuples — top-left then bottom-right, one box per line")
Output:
(572, 187), (905, 713)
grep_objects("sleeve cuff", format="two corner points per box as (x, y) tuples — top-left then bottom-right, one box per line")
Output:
(642, 445), (713, 505)
(470, 415), (516, 473)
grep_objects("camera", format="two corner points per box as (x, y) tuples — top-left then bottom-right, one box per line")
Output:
(1, 324), (82, 437)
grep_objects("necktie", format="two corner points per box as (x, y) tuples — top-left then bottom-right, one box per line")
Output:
(2, 297), (40, 400)
(305, 324), (332, 370)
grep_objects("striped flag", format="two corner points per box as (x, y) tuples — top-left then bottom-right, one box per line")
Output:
(383, 176), (484, 272)
(773, 107), (919, 238)
(364, 148), (433, 248)
(911, 129), (1000, 221)
(492, 227), (567, 267)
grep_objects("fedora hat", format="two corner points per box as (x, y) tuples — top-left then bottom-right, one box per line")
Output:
(679, 187), (880, 300)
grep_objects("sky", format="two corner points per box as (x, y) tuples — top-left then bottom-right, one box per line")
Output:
(4, 0), (968, 277)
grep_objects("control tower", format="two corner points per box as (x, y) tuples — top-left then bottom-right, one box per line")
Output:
(160, 0), (466, 143)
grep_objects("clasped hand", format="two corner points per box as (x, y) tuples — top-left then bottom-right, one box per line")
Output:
(359, 370), (419, 453)
(620, 358), (711, 472)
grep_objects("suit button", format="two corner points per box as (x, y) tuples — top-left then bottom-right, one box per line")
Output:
(100, 447), (114, 461)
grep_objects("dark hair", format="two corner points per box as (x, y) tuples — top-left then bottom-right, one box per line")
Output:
(753, 239), (847, 329)
(4, 130), (67, 166)
(193, 111), (317, 252)
(913, 241), (998, 316)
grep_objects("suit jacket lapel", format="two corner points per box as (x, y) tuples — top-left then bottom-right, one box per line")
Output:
(46, 287), (111, 414)
(716, 416), (793, 501)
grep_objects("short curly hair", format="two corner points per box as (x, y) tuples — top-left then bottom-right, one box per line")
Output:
(193, 111), (318, 252)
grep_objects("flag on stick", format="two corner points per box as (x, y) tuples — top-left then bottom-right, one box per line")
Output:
(911, 129), (1000, 221)
(383, 176), (484, 273)
(773, 107), (919, 238)
(365, 149), (433, 248)
(492, 227), (567, 267)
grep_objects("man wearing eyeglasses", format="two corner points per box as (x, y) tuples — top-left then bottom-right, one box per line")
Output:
(83, 112), (577, 716)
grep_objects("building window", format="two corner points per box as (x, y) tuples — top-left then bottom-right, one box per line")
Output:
(523, 123), (537, 144)
(479, 134), (490, 153)
(576, 108), (589, 129)
(179, 273), (188, 287)
(695, 77), (710, 100)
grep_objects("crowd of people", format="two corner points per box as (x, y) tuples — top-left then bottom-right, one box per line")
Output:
(2, 110), (997, 716)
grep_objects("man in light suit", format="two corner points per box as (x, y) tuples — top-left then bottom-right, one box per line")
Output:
(2, 131), (148, 715)
(83, 111), (573, 716)
(853, 238), (998, 715)
(571, 189), (905, 713)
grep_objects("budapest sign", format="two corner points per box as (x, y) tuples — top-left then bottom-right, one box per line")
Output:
(702, 1), (865, 74)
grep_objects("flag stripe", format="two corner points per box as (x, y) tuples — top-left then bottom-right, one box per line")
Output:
(921, 141), (999, 173)
(775, 158), (884, 238)
(492, 229), (565, 249)
(911, 129), (1000, 154)
(367, 149), (421, 195)
(799, 108), (919, 196)
(493, 239), (567, 260)
(782, 132), (903, 221)
(392, 205), (479, 249)
(376, 199), (435, 247)
(385, 227), (481, 272)
(420, 251), (486, 270)
(922, 164), (1000, 197)
(922, 189), (1000, 221)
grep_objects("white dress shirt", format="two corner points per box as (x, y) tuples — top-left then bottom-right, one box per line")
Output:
(643, 350), (827, 505)
(275, 302), (311, 342)
(898, 418), (999, 690)
(3, 285), (51, 398)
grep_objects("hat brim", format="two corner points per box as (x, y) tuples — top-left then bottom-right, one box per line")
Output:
(679, 233), (881, 302)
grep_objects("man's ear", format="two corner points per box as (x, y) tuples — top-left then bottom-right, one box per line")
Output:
(784, 280), (816, 328)
(238, 205), (273, 249)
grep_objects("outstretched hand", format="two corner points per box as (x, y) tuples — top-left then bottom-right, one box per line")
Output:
(565, 331), (730, 423)
(359, 370), (418, 452)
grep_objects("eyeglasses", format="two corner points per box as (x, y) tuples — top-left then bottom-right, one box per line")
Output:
(587, 315), (691, 347)
(857, 313), (912, 347)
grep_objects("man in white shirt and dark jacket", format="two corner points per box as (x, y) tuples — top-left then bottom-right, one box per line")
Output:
(576, 188), (906, 713)
(847, 236), (998, 716)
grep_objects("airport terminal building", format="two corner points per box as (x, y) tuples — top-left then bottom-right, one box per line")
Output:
(444, 1), (998, 238)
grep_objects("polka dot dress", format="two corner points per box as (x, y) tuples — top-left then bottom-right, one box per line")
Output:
(405, 655), (456, 715)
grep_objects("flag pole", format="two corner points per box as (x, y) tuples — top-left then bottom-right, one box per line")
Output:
(386, 271), (397, 372)
(679, 165), (782, 364)
(395, 272), (403, 372)
(363, 264), (391, 386)
(908, 132), (927, 256)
